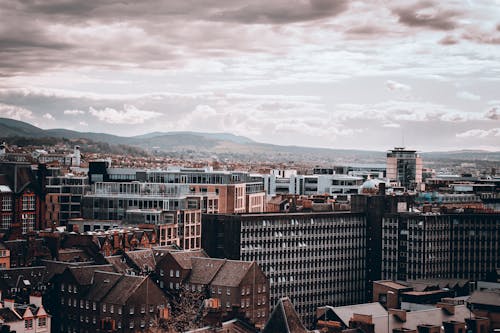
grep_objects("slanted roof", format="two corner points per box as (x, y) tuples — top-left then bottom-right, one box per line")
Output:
(0, 307), (22, 322)
(105, 256), (131, 274)
(468, 290), (500, 307)
(168, 250), (208, 270)
(263, 297), (308, 333)
(189, 257), (225, 285)
(68, 264), (114, 286)
(0, 185), (11, 193)
(376, 280), (411, 290)
(326, 302), (387, 326)
(86, 271), (122, 302)
(211, 260), (253, 288)
(125, 249), (155, 271)
(0, 266), (47, 288)
(101, 274), (147, 305)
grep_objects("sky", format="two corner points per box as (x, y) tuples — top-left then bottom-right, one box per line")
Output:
(0, 0), (499, 151)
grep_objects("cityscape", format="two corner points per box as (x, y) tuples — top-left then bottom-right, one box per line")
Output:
(0, 1), (499, 333)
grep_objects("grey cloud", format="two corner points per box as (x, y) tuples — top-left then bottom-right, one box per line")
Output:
(462, 28), (500, 45)
(209, 0), (349, 24)
(344, 25), (387, 36)
(392, 1), (461, 31)
(485, 107), (499, 120)
(439, 35), (459, 45)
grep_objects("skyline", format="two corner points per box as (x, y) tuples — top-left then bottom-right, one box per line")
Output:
(0, 1), (500, 151)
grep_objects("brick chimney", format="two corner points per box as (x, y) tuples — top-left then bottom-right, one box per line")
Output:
(3, 299), (14, 309)
(29, 294), (42, 307)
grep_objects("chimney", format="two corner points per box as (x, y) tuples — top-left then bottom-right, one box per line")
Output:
(29, 294), (42, 307)
(4, 299), (14, 309)
(378, 182), (386, 196)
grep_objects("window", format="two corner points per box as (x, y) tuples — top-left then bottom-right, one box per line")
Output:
(61, 283), (65, 292)
(226, 301), (230, 308)
(38, 317), (46, 327)
(25, 318), (33, 330)
(93, 302), (96, 311)
(118, 307), (122, 315)
(2, 196), (12, 211)
(129, 306), (135, 314)
(102, 304), (106, 312)
(141, 305), (146, 313)
(130, 321), (135, 328)
(149, 305), (154, 313)
(170, 269), (174, 277)
(110, 305), (114, 313)
(175, 270), (180, 277)
(226, 288), (231, 295)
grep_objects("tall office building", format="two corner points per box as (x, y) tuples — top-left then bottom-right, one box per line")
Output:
(386, 147), (422, 190)
(382, 213), (500, 282)
(202, 212), (367, 327)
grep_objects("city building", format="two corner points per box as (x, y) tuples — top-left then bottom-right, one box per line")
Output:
(382, 213), (500, 282)
(259, 172), (364, 197)
(49, 265), (168, 333)
(0, 162), (44, 236)
(88, 162), (266, 214)
(386, 148), (423, 190)
(45, 170), (89, 228)
(153, 249), (269, 329)
(0, 294), (51, 333)
(316, 299), (478, 333)
(202, 212), (367, 327)
(81, 182), (218, 250)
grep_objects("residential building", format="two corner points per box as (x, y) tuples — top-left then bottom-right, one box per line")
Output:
(0, 294), (51, 333)
(202, 212), (367, 327)
(0, 162), (44, 235)
(153, 249), (269, 329)
(49, 265), (168, 333)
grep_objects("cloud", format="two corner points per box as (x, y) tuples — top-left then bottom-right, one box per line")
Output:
(392, 1), (461, 31)
(456, 91), (481, 101)
(42, 113), (55, 120)
(88, 104), (162, 124)
(456, 128), (500, 138)
(386, 80), (411, 92)
(209, 0), (349, 24)
(485, 107), (499, 120)
(0, 103), (33, 120)
(79, 121), (88, 126)
(64, 109), (85, 115)
(383, 123), (401, 128)
(439, 35), (459, 45)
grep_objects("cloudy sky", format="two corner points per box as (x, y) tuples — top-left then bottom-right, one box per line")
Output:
(0, 0), (499, 151)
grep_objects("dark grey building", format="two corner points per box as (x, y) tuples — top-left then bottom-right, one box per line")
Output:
(202, 212), (367, 327)
(382, 213), (500, 282)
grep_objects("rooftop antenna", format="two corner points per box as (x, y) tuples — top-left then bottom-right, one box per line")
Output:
(401, 128), (405, 149)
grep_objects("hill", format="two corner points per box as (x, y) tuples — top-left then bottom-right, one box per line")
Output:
(0, 117), (499, 164)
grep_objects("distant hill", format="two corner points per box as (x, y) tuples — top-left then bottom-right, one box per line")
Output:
(0, 117), (499, 163)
